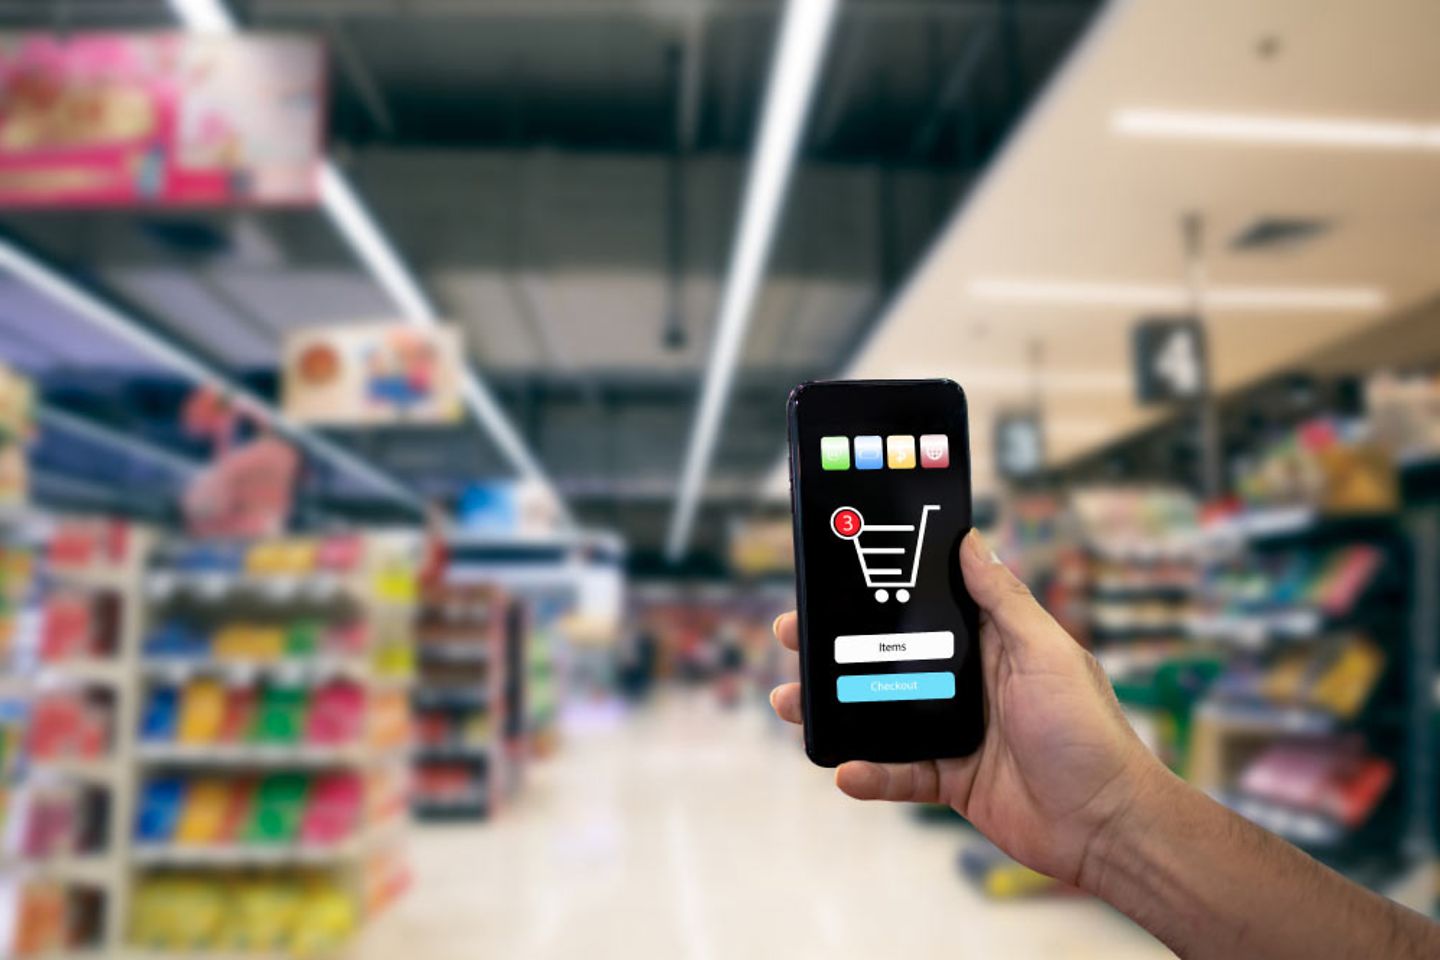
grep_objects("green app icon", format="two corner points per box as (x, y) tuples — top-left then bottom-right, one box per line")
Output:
(820, 436), (850, 471)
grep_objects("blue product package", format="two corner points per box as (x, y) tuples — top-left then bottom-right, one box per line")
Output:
(140, 687), (180, 743)
(135, 777), (187, 843)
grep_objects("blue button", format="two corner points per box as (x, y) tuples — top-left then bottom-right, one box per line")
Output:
(837, 671), (955, 703)
(853, 435), (884, 470)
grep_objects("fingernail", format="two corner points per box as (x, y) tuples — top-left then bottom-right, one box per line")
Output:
(965, 528), (990, 560)
(990, 549), (1003, 564)
(771, 613), (785, 637)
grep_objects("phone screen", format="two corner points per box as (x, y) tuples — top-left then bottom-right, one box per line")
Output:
(787, 379), (984, 766)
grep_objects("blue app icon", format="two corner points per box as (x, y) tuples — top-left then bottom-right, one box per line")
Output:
(854, 435), (883, 470)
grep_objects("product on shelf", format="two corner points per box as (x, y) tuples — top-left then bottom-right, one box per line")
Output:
(1206, 633), (1385, 722)
(1235, 740), (1394, 829)
(26, 691), (110, 761)
(1230, 416), (1398, 515)
(134, 770), (378, 852)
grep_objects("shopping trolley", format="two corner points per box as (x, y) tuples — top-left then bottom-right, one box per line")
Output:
(830, 504), (939, 603)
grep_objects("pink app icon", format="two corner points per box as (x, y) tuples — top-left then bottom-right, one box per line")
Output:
(919, 434), (949, 468)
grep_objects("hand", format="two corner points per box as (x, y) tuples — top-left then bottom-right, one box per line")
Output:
(770, 529), (1165, 886)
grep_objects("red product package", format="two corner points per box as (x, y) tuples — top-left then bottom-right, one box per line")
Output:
(39, 595), (91, 662)
(216, 777), (258, 843)
(300, 772), (363, 846)
(218, 685), (258, 743)
(317, 534), (364, 573)
(305, 681), (365, 746)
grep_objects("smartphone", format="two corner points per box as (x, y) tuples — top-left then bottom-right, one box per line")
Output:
(787, 379), (984, 766)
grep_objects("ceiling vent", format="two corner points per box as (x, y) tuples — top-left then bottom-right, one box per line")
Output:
(1229, 216), (1330, 252)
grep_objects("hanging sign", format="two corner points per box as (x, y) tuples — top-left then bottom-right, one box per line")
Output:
(1133, 317), (1208, 404)
(0, 32), (325, 207)
(283, 323), (465, 426)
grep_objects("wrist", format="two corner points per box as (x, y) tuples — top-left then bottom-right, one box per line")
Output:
(1076, 750), (1181, 898)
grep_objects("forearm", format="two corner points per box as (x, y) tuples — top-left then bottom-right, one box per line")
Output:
(1080, 767), (1440, 960)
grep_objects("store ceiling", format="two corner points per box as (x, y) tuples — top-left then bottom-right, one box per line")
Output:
(844, 0), (1440, 497)
(0, 0), (1098, 558)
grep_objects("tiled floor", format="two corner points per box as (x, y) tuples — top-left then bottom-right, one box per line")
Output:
(360, 691), (1172, 960)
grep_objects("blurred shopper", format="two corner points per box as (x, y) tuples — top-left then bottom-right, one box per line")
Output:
(714, 621), (746, 709)
(769, 530), (1440, 960)
(617, 624), (658, 703)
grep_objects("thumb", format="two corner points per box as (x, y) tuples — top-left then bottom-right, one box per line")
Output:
(959, 529), (1058, 642)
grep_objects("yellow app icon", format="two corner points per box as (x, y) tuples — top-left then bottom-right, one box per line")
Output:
(886, 435), (916, 469)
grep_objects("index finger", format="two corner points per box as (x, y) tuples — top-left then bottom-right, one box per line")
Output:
(773, 611), (798, 651)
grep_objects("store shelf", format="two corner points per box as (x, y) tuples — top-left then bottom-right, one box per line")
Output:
(1210, 790), (1346, 849)
(413, 743), (491, 762)
(1200, 507), (1398, 547)
(47, 564), (133, 593)
(412, 792), (488, 820)
(1196, 701), (1339, 736)
(139, 656), (373, 685)
(146, 569), (352, 602)
(38, 657), (127, 687)
(135, 741), (405, 768)
(131, 817), (404, 868)
(6, 853), (115, 887)
(30, 755), (121, 786)
(1186, 609), (1325, 646)
(412, 688), (489, 711)
(416, 645), (490, 665)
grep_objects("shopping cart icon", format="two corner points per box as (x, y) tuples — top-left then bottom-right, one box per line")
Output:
(830, 504), (939, 603)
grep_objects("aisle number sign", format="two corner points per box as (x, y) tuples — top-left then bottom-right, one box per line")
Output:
(994, 411), (1044, 480)
(1133, 317), (1207, 404)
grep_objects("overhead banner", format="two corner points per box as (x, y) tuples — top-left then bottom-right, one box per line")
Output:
(0, 32), (325, 207)
(283, 324), (465, 426)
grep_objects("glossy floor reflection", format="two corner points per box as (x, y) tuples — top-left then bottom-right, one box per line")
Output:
(361, 690), (1170, 960)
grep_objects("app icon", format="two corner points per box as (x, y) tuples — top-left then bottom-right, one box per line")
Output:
(854, 435), (884, 470)
(919, 434), (949, 469)
(886, 435), (916, 470)
(820, 436), (850, 471)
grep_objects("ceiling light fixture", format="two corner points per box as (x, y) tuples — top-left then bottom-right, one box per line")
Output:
(666, 0), (839, 560)
(168, 0), (563, 518)
(968, 279), (1385, 312)
(166, 0), (236, 33)
(0, 237), (422, 511)
(1113, 108), (1440, 151)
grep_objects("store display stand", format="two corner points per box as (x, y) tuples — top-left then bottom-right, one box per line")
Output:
(6, 522), (150, 955)
(124, 533), (417, 955)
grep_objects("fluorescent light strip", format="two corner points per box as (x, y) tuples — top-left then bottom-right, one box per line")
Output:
(317, 162), (439, 323)
(167, 0), (236, 32)
(0, 237), (422, 511)
(38, 406), (201, 478)
(968, 279), (1385, 312)
(666, 0), (839, 560)
(1114, 108), (1440, 151)
(168, 0), (562, 515)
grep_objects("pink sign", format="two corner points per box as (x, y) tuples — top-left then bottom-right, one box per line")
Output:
(0, 32), (325, 207)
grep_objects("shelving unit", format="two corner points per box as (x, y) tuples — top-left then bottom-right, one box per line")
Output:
(125, 532), (418, 955)
(1185, 507), (1422, 888)
(410, 575), (510, 821)
(3, 517), (150, 956)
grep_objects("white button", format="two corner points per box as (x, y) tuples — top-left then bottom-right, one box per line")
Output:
(834, 630), (954, 664)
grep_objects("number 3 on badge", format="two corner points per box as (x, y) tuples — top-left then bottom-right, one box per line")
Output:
(831, 506), (863, 539)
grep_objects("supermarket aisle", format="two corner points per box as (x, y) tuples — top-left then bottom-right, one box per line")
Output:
(361, 692), (1169, 960)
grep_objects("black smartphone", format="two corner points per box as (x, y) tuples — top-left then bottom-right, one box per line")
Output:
(787, 379), (984, 766)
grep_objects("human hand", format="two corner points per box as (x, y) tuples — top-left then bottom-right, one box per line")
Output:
(769, 529), (1166, 886)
